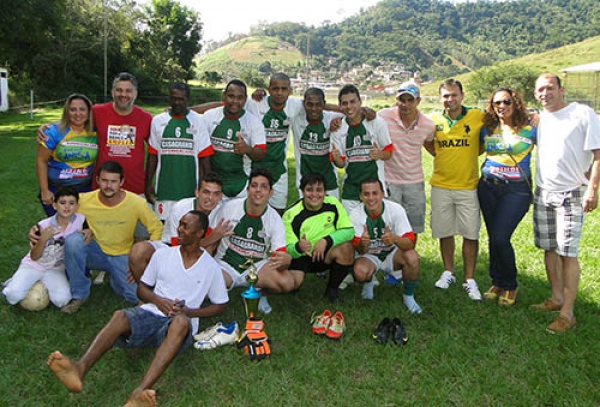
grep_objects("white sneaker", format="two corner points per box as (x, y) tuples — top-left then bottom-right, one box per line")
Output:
(339, 274), (355, 290)
(462, 279), (482, 301)
(258, 296), (272, 314)
(194, 321), (239, 350)
(434, 270), (456, 289)
(193, 322), (224, 342)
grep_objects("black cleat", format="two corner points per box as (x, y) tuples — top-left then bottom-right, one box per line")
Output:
(390, 317), (408, 346)
(372, 317), (392, 344)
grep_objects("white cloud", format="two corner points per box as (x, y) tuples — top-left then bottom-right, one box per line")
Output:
(176, 0), (383, 42)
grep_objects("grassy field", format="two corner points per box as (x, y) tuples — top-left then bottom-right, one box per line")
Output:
(1, 107), (600, 406)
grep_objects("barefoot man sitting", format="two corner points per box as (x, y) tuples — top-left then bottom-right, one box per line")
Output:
(47, 210), (228, 406)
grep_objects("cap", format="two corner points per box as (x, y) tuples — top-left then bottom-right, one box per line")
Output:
(396, 82), (420, 99)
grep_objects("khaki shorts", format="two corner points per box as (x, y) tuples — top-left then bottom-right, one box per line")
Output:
(387, 182), (426, 233)
(430, 187), (480, 240)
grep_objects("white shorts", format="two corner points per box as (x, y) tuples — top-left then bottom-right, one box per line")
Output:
(341, 199), (362, 215)
(217, 258), (269, 289)
(430, 187), (480, 240)
(357, 249), (398, 274)
(154, 200), (176, 222)
(269, 172), (288, 210)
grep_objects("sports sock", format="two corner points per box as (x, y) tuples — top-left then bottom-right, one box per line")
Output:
(326, 261), (352, 301)
(361, 279), (376, 300)
(402, 279), (418, 296)
(258, 296), (272, 314)
(403, 294), (422, 314)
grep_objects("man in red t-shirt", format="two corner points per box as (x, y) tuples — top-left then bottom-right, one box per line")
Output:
(92, 72), (152, 195)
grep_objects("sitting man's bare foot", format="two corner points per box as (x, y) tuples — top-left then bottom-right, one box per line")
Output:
(47, 350), (83, 393)
(124, 389), (157, 407)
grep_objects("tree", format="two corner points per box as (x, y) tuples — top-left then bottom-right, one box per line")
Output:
(201, 71), (222, 86)
(467, 64), (538, 104)
(258, 61), (272, 74)
(134, 0), (202, 85)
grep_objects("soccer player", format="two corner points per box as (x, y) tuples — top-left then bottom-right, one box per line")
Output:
(331, 84), (393, 214)
(246, 72), (304, 213)
(47, 210), (228, 406)
(200, 80), (266, 201)
(291, 88), (343, 198)
(350, 178), (422, 314)
(426, 79), (485, 301)
(145, 82), (213, 221)
(283, 173), (355, 302)
(211, 168), (294, 314)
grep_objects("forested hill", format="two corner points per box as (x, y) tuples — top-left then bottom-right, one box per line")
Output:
(255, 0), (600, 79)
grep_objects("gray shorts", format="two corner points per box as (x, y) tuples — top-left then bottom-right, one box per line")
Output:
(533, 186), (584, 257)
(387, 182), (426, 233)
(115, 307), (193, 354)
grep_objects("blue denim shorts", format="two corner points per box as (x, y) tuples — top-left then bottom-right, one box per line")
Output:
(115, 307), (193, 354)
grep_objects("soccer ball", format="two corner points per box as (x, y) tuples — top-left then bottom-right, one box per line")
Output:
(20, 281), (50, 311)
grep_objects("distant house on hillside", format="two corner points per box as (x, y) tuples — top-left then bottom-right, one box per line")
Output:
(560, 62), (600, 112)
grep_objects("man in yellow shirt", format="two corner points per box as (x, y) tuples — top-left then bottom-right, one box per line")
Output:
(426, 79), (484, 301)
(61, 161), (163, 313)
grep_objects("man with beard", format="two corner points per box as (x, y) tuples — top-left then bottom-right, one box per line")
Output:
(61, 161), (163, 314)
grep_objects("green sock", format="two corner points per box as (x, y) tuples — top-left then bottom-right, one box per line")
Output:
(403, 279), (418, 296)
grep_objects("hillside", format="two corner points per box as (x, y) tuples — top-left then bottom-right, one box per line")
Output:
(200, 0), (600, 85)
(195, 36), (304, 81)
(419, 35), (600, 97)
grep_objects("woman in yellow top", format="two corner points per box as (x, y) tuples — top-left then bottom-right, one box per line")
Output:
(477, 88), (536, 306)
(36, 94), (98, 215)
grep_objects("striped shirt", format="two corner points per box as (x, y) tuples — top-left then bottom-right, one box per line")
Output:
(379, 107), (435, 185)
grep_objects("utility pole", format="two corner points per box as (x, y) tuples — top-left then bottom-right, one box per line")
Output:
(103, 0), (108, 101)
(305, 35), (310, 92)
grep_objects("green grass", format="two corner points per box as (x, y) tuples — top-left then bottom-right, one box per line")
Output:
(2, 108), (600, 406)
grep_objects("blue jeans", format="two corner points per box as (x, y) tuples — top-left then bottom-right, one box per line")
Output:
(477, 178), (531, 290)
(64, 233), (138, 303)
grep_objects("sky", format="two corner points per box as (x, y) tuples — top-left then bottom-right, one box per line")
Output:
(177, 0), (383, 43)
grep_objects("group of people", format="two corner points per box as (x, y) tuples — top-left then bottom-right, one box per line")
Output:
(2, 70), (599, 406)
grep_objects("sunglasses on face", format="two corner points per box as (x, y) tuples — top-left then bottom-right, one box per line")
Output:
(493, 99), (512, 107)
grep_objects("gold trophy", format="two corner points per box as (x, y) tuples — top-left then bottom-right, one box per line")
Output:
(240, 257), (261, 319)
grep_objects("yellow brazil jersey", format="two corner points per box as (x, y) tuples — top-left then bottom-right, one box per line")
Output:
(430, 108), (484, 190)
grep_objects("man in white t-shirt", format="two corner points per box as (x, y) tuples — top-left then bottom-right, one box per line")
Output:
(47, 210), (228, 406)
(531, 73), (600, 334)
